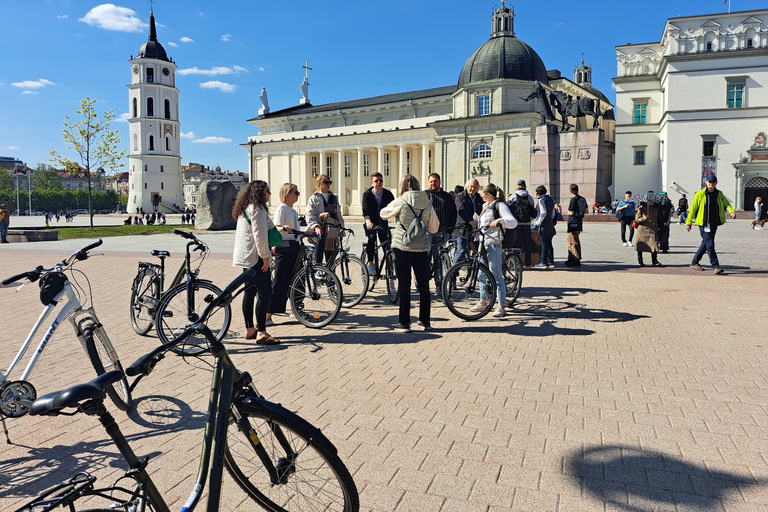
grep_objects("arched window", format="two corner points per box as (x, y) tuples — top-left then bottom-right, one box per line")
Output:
(149, 135), (154, 151)
(165, 137), (170, 151)
(164, 99), (171, 119)
(133, 98), (137, 117)
(161, 182), (164, 190)
(147, 97), (154, 117)
(472, 144), (491, 159)
(133, 133), (138, 152)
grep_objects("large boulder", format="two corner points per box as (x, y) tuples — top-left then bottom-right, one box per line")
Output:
(195, 180), (238, 230)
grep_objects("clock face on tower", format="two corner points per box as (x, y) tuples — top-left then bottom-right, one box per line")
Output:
(133, 65), (139, 75)
(162, 67), (170, 76)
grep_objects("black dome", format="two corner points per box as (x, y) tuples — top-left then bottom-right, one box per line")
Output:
(137, 12), (170, 62)
(458, 35), (548, 88)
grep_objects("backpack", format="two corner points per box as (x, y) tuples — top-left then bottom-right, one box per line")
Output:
(399, 199), (426, 246)
(510, 195), (535, 223)
(492, 201), (518, 249)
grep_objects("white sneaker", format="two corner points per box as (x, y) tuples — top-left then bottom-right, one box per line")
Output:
(492, 306), (506, 318)
(470, 301), (489, 312)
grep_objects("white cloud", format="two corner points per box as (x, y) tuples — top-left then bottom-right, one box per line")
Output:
(178, 66), (233, 76)
(116, 112), (130, 122)
(200, 81), (236, 93)
(258, 67), (265, 72)
(168, 41), (178, 47)
(180, 36), (194, 43)
(22, 91), (39, 95)
(57, 15), (68, 19)
(233, 65), (248, 73)
(79, 4), (146, 33)
(221, 33), (232, 42)
(11, 79), (55, 89)
(191, 136), (232, 144)
(180, 131), (195, 139)
(4, 146), (20, 151)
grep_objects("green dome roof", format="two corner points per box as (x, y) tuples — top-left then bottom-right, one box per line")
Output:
(458, 35), (548, 88)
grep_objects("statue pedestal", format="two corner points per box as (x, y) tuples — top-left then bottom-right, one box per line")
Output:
(299, 98), (310, 105)
(258, 107), (269, 116)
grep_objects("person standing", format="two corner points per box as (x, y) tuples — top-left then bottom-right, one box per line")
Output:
(426, 173), (456, 289)
(0, 198), (11, 243)
(687, 175), (736, 274)
(361, 172), (394, 275)
(616, 191), (636, 246)
(266, 183), (302, 326)
(678, 194), (689, 224)
(508, 180), (537, 268)
(533, 185), (556, 269)
(657, 192), (674, 253)
(232, 180), (279, 345)
(755, 197), (763, 222)
(565, 184), (588, 267)
(306, 174), (344, 265)
(453, 178), (483, 264)
(380, 175), (439, 333)
(635, 200), (661, 267)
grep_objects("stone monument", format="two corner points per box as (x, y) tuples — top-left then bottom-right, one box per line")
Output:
(195, 180), (238, 230)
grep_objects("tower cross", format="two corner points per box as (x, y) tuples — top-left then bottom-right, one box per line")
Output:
(148, 0), (157, 12)
(302, 60), (312, 81)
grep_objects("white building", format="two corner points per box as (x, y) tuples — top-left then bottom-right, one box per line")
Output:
(127, 11), (183, 213)
(613, 8), (768, 209)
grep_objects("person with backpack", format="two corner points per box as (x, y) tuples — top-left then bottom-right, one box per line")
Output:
(475, 183), (517, 318)
(534, 185), (557, 269)
(380, 175), (439, 333)
(509, 180), (537, 268)
(565, 184), (589, 267)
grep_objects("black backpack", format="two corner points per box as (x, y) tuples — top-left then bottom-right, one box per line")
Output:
(492, 201), (518, 249)
(510, 195), (535, 223)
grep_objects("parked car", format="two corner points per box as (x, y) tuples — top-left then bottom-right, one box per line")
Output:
(72, 209), (89, 215)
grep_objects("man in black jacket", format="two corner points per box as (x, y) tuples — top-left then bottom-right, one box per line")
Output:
(426, 173), (457, 285)
(453, 178), (484, 264)
(362, 172), (395, 274)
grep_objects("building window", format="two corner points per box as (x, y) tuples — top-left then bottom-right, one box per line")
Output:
(145, 182), (148, 188)
(478, 95), (490, 116)
(165, 137), (170, 151)
(363, 154), (370, 177)
(160, 165), (164, 173)
(149, 135), (154, 151)
(133, 98), (138, 117)
(311, 156), (318, 175)
(146, 68), (154, 83)
(633, 103), (646, 124)
(164, 99), (171, 119)
(384, 153), (390, 176)
(144, 164), (147, 172)
(147, 97), (154, 117)
(344, 155), (351, 178)
(747, 38), (753, 48)
(472, 144), (492, 159)
(703, 140), (715, 157)
(633, 148), (646, 165)
(326, 156), (333, 178)
(727, 83), (744, 108)
(706, 41), (712, 51)
(161, 182), (164, 189)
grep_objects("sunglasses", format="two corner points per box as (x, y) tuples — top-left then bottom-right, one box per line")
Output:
(291, 189), (300, 195)
(322, 181), (332, 185)
(373, 179), (383, 183)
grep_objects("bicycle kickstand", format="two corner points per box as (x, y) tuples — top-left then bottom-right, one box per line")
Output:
(1, 413), (11, 444)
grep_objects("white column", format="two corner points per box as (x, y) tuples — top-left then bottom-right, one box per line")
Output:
(398, 144), (406, 185)
(337, 150), (344, 184)
(319, 150), (326, 178)
(377, 146), (384, 187)
(356, 148), (364, 208)
(298, 152), (307, 214)
(421, 143), (429, 187)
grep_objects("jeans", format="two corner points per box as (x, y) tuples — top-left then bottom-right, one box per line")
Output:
(0, 219), (8, 242)
(679, 211), (687, 224)
(514, 223), (532, 266)
(620, 217), (634, 243)
(393, 249), (431, 327)
(539, 225), (555, 266)
(453, 230), (470, 265)
(242, 260), (271, 331)
(692, 225), (719, 267)
(480, 244), (506, 306)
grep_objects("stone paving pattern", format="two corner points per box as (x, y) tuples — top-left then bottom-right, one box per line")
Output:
(0, 221), (766, 511)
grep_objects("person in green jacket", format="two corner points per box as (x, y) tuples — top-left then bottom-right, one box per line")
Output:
(686, 175), (735, 274)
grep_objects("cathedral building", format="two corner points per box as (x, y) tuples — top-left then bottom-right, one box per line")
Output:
(613, 9), (768, 210)
(245, 4), (615, 213)
(127, 12), (183, 213)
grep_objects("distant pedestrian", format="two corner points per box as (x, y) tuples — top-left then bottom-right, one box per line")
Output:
(0, 198), (11, 243)
(508, 179), (537, 268)
(677, 194), (688, 224)
(616, 191), (635, 246)
(657, 192), (674, 253)
(635, 201), (661, 267)
(565, 184), (588, 267)
(755, 197), (763, 221)
(687, 175), (735, 274)
(533, 185), (556, 269)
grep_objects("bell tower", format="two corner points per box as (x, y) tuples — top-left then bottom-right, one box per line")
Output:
(127, 11), (182, 214)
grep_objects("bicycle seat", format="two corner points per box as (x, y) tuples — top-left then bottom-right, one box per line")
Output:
(151, 250), (170, 258)
(29, 371), (125, 416)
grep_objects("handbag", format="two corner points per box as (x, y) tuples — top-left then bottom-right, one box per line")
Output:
(631, 220), (639, 229)
(244, 211), (283, 248)
(615, 209), (623, 220)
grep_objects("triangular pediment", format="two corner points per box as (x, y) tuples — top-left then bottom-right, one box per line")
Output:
(700, 20), (721, 28)
(666, 23), (682, 34)
(639, 48), (659, 56)
(741, 16), (762, 26)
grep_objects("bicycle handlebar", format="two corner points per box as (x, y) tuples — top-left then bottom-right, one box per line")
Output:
(174, 229), (197, 240)
(2, 268), (41, 285)
(2, 239), (103, 284)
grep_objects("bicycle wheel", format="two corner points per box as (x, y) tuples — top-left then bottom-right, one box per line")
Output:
(330, 255), (368, 308)
(129, 269), (159, 335)
(225, 400), (359, 512)
(442, 261), (496, 320)
(288, 266), (342, 328)
(385, 250), (399, 303)
(504, 252), (523, 307)
(82, 323), (132, 411)
(155, 281), (232, 356)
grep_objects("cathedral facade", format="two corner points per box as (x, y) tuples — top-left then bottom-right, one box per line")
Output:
(245, 5), (615, 213)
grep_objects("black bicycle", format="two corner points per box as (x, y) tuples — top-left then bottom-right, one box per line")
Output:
(288, 231), (344, 328)
(360, 225), (398, 303)
(16, 267), (359, 512)
(441, 227), (499, 320)
(327, 223), (369, 308)
(502, 247), (523, 306)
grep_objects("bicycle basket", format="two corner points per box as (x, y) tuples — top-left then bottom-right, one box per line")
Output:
(39, 272), (67, 305)
(340, 230), (354, 251)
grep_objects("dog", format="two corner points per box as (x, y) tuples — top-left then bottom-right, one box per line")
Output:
(751, 219), (765, 230)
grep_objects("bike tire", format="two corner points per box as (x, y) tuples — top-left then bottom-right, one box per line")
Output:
(442, 261), (496, 320)
(155, 281), (232, 356)
(504, 252), (523, 307)
(288, 266), (342, 328)
(385, 250), (399, 304)
(225, 400), (359, 512)
(129, 269), (159, 336)
(330, 255), (368, 308)
(82, 324), (132, 411)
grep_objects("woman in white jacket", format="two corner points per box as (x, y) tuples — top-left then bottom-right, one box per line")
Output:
(232, 180), (279, 344)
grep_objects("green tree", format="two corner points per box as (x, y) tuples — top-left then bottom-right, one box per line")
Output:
(0, 169), (11, 191)
(33, 164), (63, 190)
(49, 97), (126, 228)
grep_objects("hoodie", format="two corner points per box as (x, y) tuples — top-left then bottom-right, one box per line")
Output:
(509, 189), (536, 208)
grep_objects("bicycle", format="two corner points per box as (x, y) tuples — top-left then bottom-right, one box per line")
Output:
(428, 227), (456, 293)
(441, 227), (498, 320)
(142, 230), (232, 357)
(360, 225), (398, 303)
(16, 266), (359, 512)
(0, 240), (132, 443)
(288, 230), (344, 328)
(326, 223), (369, 308)
(502, 247), (523, 307)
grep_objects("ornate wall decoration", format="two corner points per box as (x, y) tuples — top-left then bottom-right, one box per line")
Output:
(560, 150), (572, 161)
(578, 148), (591, 160)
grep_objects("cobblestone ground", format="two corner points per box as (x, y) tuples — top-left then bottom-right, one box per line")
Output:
(0, 221), (766, 511)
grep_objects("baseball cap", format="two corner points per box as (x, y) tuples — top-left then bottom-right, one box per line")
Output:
(517, 179), (526, 186)
(706, 175), (718, 183)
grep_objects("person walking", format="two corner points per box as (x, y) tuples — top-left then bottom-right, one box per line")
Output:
(508, 180), (537, 268)
(686, 175), (736, 274)
(565, 184), (588, 267)
(657, 191), (674, 253)
(426, 173), (457, 291)
(380, 174), (439, 332)
(616, 191), (636, 246)
(453, 178), (483, 264)
(232, 180), (279, 345)
(678, 194), (688, 224)
(266, 183), (302, 326)
(474, 183), (517, 317)
(361, 172), (394, 275)
(306, 174), (344, 265)
(533, 185), (556, 269)
(635, 200), (661, 267)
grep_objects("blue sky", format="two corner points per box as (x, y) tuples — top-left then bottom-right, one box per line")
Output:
(1, 0), (764, 174)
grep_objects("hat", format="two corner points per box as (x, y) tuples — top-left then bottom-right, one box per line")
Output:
(517, 179), (526, 186)
(706, 175), (718, 183)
